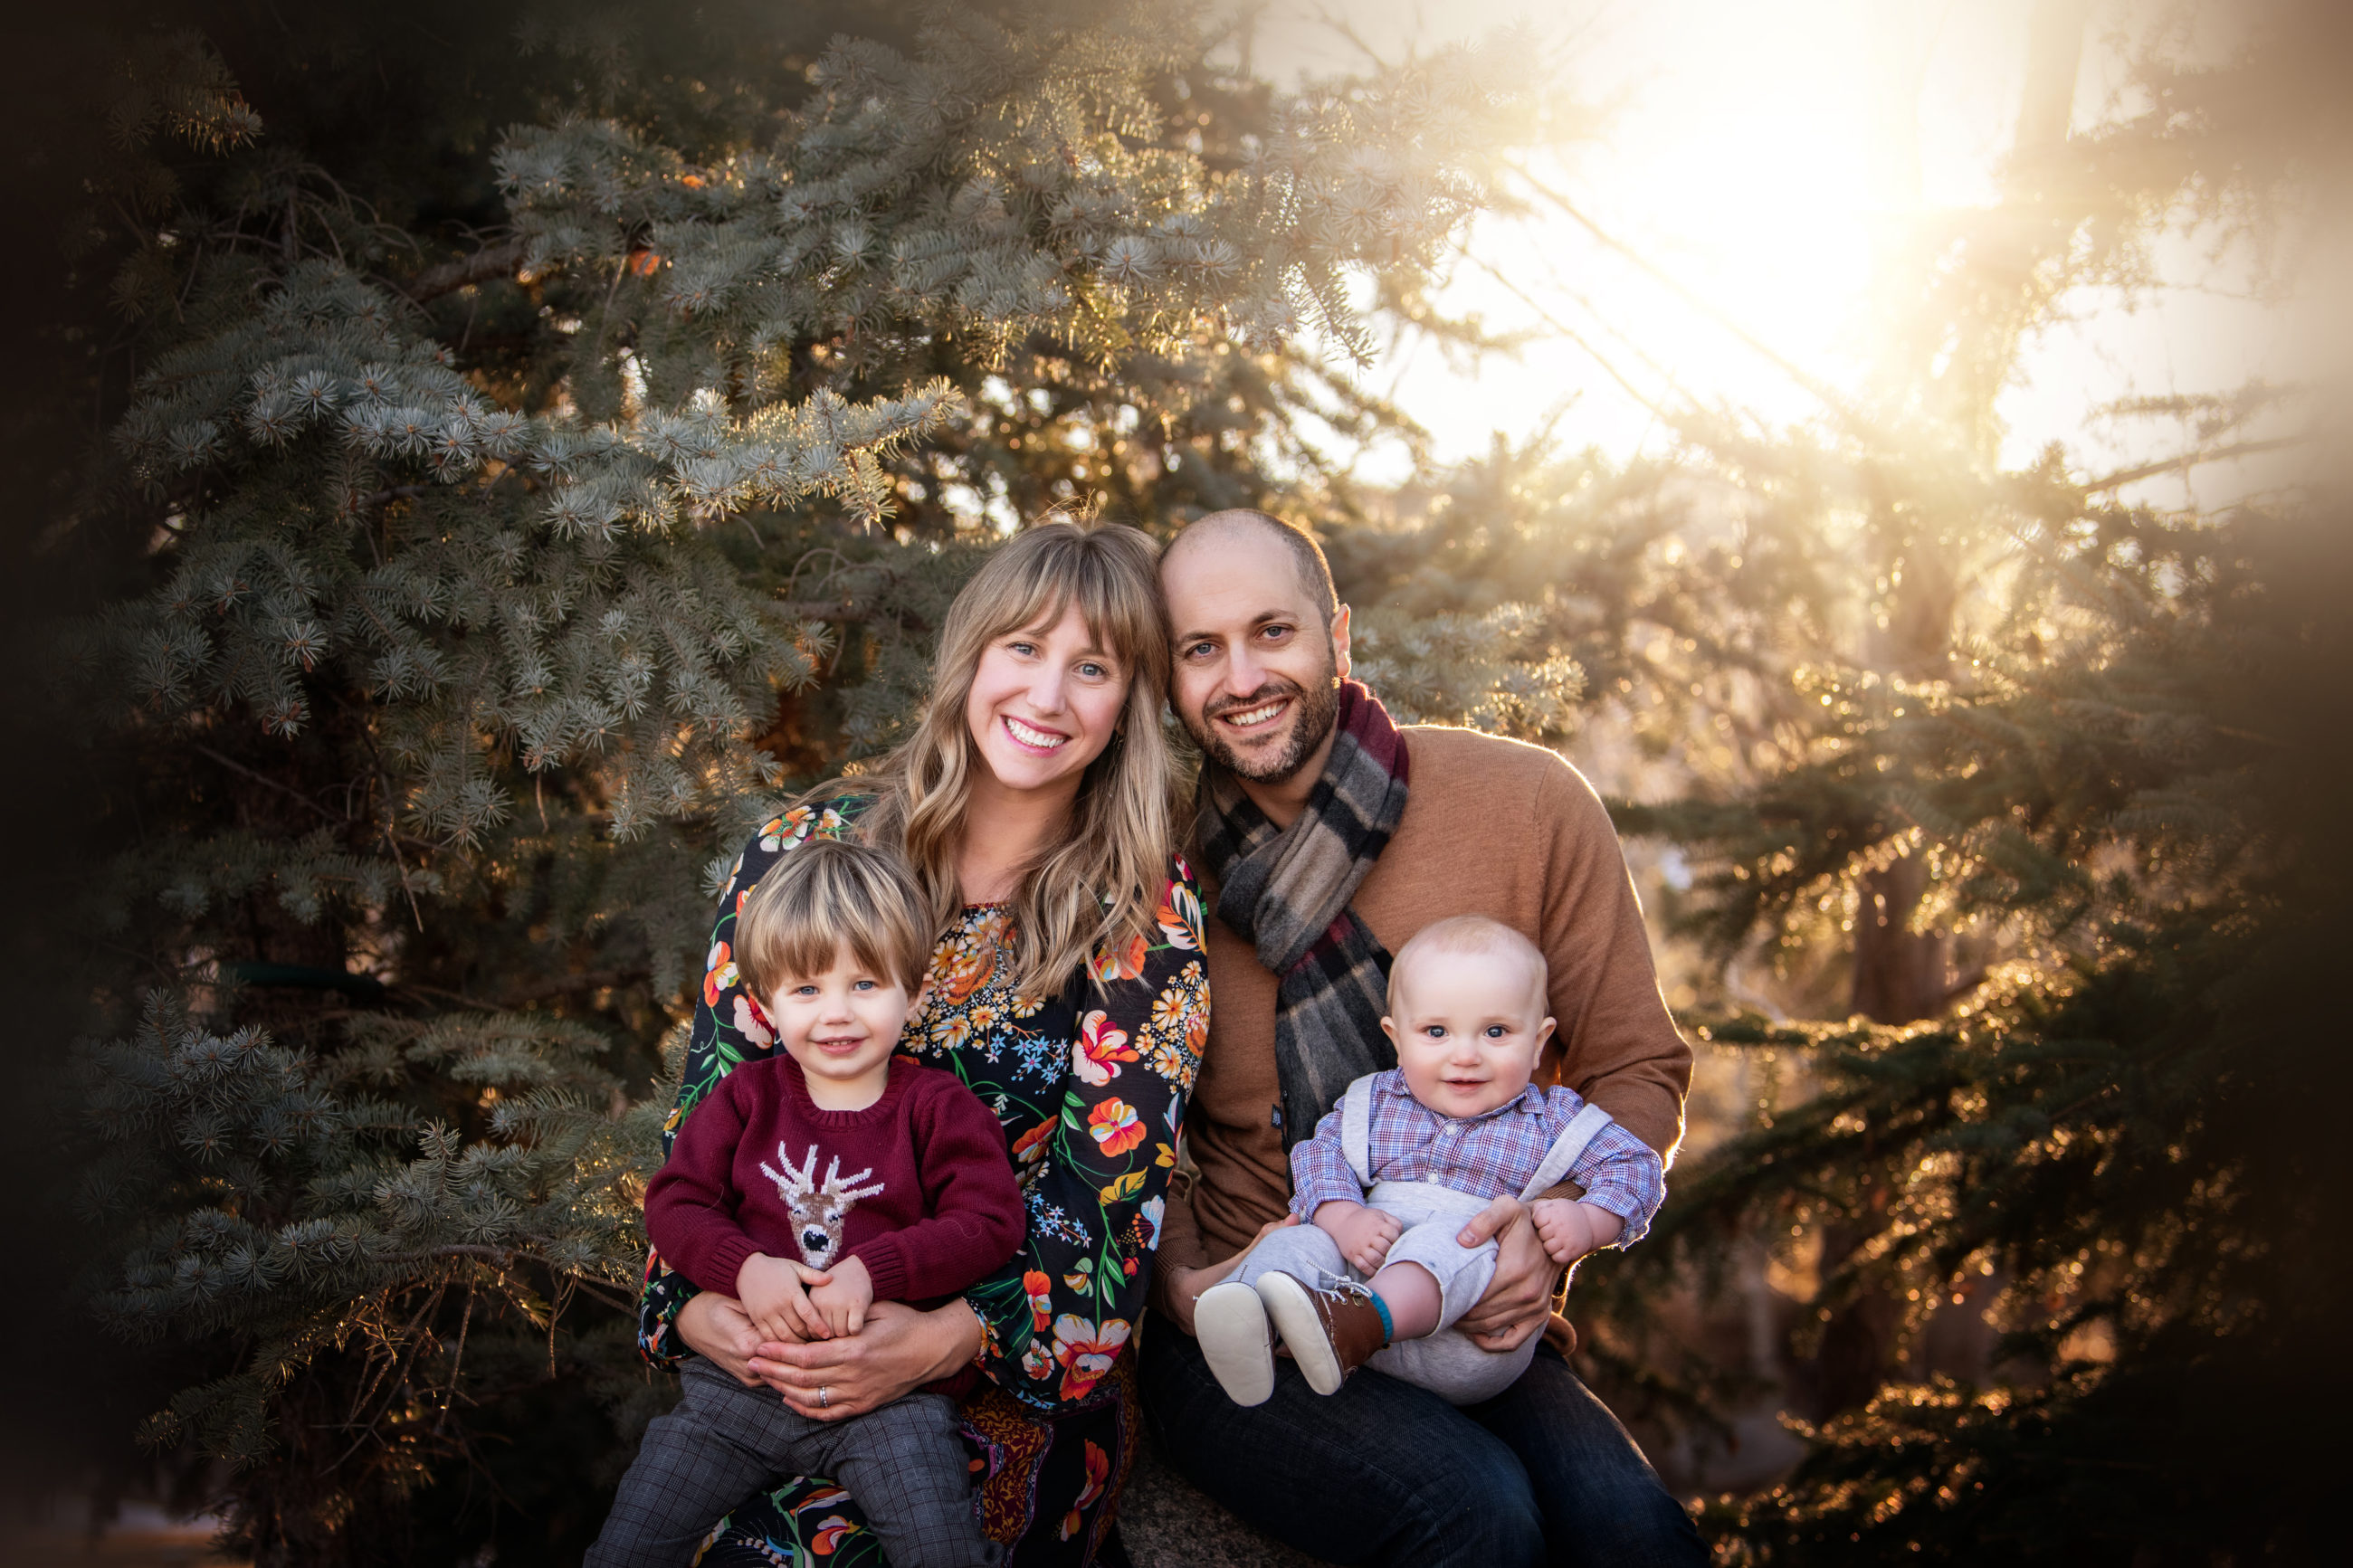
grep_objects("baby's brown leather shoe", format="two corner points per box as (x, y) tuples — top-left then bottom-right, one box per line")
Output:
(1256, 1270), (1389, 1395)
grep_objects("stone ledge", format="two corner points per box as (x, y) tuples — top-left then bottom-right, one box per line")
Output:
(1116, 1430), (1335, 1568)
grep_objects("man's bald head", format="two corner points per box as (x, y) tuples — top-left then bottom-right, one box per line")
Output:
(1164, 508), (1338, 630)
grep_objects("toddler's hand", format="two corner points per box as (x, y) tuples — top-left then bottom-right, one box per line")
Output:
(735, 1253), (830, 1344)
(1530, 1200), (1623, 1267)
(806, 1253), (875, 1338)
(1313, 1200), (1403, 1275)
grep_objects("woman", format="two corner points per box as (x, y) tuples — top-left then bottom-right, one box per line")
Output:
(635, 521), (1208, 1565)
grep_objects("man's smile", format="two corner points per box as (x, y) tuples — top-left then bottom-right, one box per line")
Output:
(1215, 696), (1291, 733)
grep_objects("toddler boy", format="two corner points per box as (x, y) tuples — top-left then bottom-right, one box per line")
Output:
(1195, 916), (1665, 1407)
(590, 839), (1023, 1568)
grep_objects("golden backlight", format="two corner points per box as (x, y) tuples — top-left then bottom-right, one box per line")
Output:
(1257, 0), (2277, 497)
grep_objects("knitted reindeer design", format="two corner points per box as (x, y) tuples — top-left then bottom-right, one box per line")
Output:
(758, 1144), (888, 1270)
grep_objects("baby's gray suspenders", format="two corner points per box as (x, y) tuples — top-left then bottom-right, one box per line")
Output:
(1340, 1074), (1378, 1188)
(1336, 1071), (1618, 1202)
(1517, 1101), (1616, 1202)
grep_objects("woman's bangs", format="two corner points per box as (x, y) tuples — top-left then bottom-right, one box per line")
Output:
(983, 572), (1074, 650)
(985, 546), (1161, 680)
(1067, 555), (1167, 681)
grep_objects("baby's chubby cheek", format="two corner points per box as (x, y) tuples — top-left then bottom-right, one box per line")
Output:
(1407, 1065), (1531, 1118)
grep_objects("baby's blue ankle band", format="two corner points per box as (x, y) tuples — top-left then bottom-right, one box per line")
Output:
(1367, 1289), (1396, 1345)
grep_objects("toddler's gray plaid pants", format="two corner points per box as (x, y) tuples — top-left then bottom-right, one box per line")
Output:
(589, 1356), (999, 1567)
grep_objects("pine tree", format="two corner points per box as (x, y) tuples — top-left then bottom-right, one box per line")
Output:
(1319, 1), (2349, 1558)
(35, 5), (1538, 1560)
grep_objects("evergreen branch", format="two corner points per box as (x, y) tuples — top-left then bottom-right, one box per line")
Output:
(2080, 437), (2303, 493)
(398, 969), (653, 1010)
(355, 485), (428, 512)
(191, 743), (345, 825)
(1111, 132), (1246, 173)
(775, 597), (932, 632)
(404, 237), (530, 303)
(1509, 159), (1869, 430)
(1459, 252), (1681, 426)
(494, 967), (652, 1006)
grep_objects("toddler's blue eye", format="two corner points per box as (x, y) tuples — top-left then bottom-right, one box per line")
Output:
(1485, 1025), (1508, 1038)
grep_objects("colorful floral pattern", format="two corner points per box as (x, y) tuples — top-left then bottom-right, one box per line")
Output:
(637, 799), (1205, 1564)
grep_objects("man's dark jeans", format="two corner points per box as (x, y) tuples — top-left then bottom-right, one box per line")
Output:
(1139, 1310), (1706, 1568)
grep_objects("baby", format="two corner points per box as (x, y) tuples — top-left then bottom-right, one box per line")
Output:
(591, 839), (1023, 1568)
(1196, 915), (1666, 1408)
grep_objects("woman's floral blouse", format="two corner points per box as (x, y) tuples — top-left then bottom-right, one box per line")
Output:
(634, 800), (1207, 1561)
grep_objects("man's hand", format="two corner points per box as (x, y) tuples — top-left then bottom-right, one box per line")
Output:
(1312, 1200), (1402, 1276)
(1160, 1212), (1300, 1335)
(806, 1254), (876, 1339)
(1453, 1196), (1564, 1352)
(735, 1253), (830, 1345)
(1530, 1199), (1624, 1267)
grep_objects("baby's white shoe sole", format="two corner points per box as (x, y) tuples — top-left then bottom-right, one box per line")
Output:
(1255, 1271), (1346, 1395)
(1195, 1280), (1276, 1406)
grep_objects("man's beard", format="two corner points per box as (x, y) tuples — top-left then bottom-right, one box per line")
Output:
(1188, 654), (1342, 787)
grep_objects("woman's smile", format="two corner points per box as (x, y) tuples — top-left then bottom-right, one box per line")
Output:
(1001, 714), (1071, 753)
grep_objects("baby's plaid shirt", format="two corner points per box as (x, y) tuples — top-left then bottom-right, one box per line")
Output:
(1287, 1070), (1666, 1245)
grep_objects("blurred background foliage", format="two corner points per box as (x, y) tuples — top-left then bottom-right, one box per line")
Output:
(3, 0), (2345, 1563)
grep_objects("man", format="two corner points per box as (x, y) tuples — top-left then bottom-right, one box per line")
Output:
(1143, 509), (1706, 1567)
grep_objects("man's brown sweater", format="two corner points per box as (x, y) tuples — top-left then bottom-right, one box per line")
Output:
(1156, 725), (1693, 1280)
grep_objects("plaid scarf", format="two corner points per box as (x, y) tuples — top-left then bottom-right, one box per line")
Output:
(1196, 680), (1412, 1151)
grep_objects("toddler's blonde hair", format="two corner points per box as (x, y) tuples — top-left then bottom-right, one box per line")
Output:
(736, 838), (933, 1002)
(1386, 915), (1548, 1018)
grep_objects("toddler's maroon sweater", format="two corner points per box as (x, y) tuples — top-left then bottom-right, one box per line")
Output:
(645, 1051), (1024, 1306)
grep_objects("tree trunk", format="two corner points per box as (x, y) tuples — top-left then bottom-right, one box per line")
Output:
(1852, 853), (1949, 1024)
(1853, 530), (1960, 1025)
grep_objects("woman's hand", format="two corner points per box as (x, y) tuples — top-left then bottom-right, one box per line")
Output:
(672, 1289), (767, 1388)
(1453, 1196), (1566, 1353)
(749, 1297), (985, 1421)
(1159, 1212), (1300, 1335)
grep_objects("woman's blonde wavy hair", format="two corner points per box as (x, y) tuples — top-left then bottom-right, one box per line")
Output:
(820, 520), (1179, 998)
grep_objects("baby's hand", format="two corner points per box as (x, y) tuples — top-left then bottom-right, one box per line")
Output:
(1530, 1200), (1624, 1267)
(806, 1253), (875, 1338)
(1313, 1200), (1403, 1275)
(735, 1253), (831, 1344)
